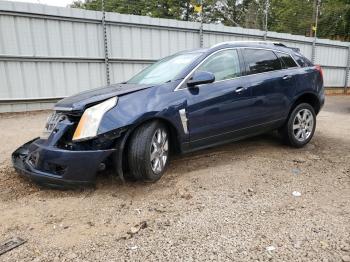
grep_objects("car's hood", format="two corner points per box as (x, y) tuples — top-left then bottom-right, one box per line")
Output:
(54, 83), (154, 112)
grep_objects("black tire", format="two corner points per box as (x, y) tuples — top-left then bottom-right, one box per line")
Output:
(280, 103), (316, 148)
(128, 121), (170, 182)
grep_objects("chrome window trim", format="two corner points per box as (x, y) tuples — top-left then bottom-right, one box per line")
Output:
(174, 47), (300, 92)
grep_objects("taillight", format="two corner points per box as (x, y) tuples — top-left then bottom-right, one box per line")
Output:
(315, 65), (323, 79)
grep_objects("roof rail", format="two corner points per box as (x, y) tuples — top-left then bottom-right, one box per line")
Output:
(272, 42), (300, 52)
(211, 41), (278, 48)
(211, 41), (300, 52)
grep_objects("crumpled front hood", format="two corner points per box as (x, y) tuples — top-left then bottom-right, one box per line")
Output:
(54, 83), (154, 112)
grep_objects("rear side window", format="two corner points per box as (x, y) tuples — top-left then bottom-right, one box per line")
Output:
(242, 49), (282, 75)
(276, 52), (298, 68)
(196, 49), (241, 81)
(295, 55), (313, 67)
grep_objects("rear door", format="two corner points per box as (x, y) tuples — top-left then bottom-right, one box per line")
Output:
(241, 48), (297, 124)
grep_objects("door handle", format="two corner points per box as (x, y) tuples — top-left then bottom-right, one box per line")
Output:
(235, 87), (247, 93)
(283, 75), (292, 80)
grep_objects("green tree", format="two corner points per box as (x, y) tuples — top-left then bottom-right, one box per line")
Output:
(71, 0), (194, 19)
(71, 0), (350, 40)
(268, 0), (314, 36)
(318, 0), (350, 41)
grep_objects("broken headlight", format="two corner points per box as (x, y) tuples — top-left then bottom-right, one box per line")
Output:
(72, 97), (118, 141)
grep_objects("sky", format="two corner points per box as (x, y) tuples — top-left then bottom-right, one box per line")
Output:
(5, 0), (75, 7)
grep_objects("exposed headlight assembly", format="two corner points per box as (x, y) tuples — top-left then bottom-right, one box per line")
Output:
(73, 97), (118, 141)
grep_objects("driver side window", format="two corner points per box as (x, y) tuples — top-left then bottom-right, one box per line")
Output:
(196, 49), (241, 82)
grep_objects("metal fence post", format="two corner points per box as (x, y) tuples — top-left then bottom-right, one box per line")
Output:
(311, 40), (316, 64)
(263, 31), (268, 41)
(344, 45), (350, 94)
(199, 20), (203, 48)
(199, 0), (203, 48)
(263, 0), (269, 41)
(311, 0), (320, 64)
(102, 0), (110, 85)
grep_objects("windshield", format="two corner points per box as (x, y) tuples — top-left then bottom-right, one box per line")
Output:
(127, 52), (202, 85)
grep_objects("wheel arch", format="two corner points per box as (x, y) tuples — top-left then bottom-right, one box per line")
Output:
(290, 92), (321, 115)
(127, 117), (182, 154)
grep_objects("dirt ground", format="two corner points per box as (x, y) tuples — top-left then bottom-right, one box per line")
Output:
(0, 96), (349, 261)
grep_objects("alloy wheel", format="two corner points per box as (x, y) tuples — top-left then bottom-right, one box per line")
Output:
(150, 128), (168, 174)
(292, 108), (314, 142)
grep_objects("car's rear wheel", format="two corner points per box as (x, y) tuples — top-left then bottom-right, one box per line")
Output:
(128, 121), (169, 182)
(281, 103), (316, 148)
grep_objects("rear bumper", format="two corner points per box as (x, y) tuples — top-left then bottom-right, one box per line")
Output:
(12, 138), (115, 188)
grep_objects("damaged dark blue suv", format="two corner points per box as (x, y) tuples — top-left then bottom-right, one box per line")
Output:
(12, 41), (324, 187)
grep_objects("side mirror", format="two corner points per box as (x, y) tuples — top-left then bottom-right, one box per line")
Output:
(187, 71), (215, 87)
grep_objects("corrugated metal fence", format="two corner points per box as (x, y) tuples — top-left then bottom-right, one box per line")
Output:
(0, 1), (349, 112)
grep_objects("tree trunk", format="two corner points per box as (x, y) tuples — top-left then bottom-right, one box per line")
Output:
(185, 0), (190, 21)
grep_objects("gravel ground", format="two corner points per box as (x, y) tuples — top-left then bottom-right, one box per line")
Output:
(0, 96), (349, 261)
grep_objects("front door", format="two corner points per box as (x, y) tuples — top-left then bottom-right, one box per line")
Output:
(182, 49), (256, 149)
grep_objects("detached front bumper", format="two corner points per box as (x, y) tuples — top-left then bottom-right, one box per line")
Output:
(12, 138), (115, 188)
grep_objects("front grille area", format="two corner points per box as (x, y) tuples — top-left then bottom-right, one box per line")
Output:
(27, 152), (39, 167)
(44, 112), (67, 133)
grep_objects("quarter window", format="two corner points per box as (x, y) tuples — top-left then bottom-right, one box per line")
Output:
(242, 49), (282, 75)
(276, 52), (298, 68)
(295, 54), (313, 67)
(196, 49), (241, 81)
